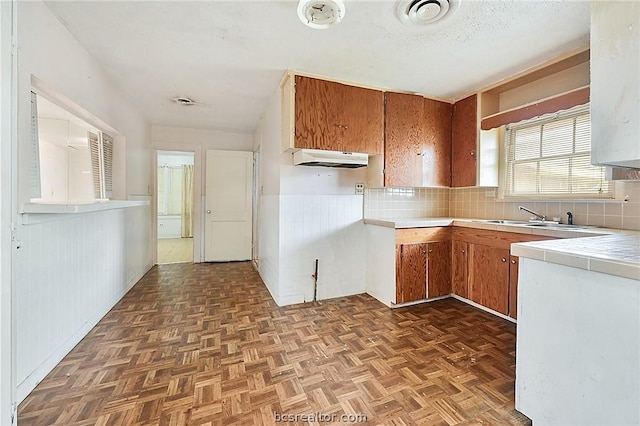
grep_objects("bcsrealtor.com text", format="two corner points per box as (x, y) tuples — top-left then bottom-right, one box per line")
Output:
(274, 412), (367, 423)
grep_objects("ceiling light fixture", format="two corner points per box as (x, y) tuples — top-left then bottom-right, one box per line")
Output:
(397, 0), (461, 26)
(297, 0), (345, 29)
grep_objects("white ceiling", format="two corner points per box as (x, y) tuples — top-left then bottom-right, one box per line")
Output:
(44, 0), (591, 134)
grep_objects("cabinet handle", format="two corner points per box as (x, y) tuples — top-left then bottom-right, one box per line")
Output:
(461, 249), (465, 253)
(470, 150), (476, 157)
(422, 251), (427, 254)
(428, 249), (433, 253)
(501, 258), (507, 262)
(511, 259), (516, 264)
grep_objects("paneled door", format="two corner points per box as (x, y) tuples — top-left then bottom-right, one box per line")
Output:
(205, 150), (253, 261)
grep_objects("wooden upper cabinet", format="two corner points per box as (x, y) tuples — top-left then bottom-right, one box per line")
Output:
(293, 75), (384, 154)
(384, 93), (453, 187)
(422, 98), (452, 187)
(451, 94), (478, 187)
(384, 92), (423, 187)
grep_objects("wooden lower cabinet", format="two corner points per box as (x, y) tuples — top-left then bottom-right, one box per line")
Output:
(394, 227), (546, 313)
(509, 255), (519, 319)
(427, 241), (451, 298)
(469, 244), (510, 315)
(396, 243), (427, 303)
(451, 240), (468, 298)
(451, 227), (553, 318)
(396, 238), (452, 304)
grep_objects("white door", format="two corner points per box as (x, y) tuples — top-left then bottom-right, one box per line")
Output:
(205, 150), (253, 261)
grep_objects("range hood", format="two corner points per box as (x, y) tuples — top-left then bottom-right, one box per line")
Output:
(293, 149), (368, 168)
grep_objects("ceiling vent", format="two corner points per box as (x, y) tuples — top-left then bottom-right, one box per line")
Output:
(397, 0), (461, 26)
(171, 97), (196, 106)
(297, 0), (345, 29)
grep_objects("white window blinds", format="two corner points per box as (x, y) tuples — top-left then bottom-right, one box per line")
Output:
(101, 133), (113, 198)
(88, 131), (114, 199)
(503, 104), (612, 199)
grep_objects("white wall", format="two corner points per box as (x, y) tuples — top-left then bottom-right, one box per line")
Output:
(13, 1), (153, 404)
(365, 225), (396, 307)
(0, 1), (15, 423)
(254, 88), (281, 301)
(253, 82), (368, 306)
(17, 2), (150, 203)
(516, 259), (640, 425)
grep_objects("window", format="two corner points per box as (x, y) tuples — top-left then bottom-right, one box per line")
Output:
(502, 104), (612, 199)
(32, 92), (114, 202)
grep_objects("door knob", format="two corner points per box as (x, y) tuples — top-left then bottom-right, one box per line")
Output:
(207, 209), (212, 214)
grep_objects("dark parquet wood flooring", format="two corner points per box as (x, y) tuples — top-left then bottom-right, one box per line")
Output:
(18, 262), (530, 425)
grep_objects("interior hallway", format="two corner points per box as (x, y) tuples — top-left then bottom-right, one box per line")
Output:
(18, 262), (529, 425)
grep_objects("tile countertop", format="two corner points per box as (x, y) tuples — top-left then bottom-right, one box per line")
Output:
(364, 217), (640, 281)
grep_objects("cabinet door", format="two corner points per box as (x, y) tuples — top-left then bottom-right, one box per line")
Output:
(509, 255), (519, 319)
(396, 243), (427, 304)
(422, 98), (452, 187)
(451, 240), (468, 298)
(451, 94), (478, 187)
(469, 244), (509, 315)
(294, 76), (383, 154)
(427, 241), (451, 298)
(384, 92), (423, 187)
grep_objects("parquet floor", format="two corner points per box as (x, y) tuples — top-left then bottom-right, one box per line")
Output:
(18, 262), (530, 425)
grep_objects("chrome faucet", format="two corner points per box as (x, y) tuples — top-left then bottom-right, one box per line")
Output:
(519, 205), (546, 221)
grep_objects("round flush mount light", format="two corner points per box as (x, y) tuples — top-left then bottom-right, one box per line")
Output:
(297, 0), (345, 29)
(397, 0), (461, 26)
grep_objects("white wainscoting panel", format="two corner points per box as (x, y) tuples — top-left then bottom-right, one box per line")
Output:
(278, 194), (365, 304)
(15, 204), (152, 402)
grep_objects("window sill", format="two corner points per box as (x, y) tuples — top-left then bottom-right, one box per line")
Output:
(21, 199), (150, 224)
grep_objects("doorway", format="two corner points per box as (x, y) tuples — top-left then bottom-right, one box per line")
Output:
(157, 150), (194, 264)
(204, 150), (253, 261)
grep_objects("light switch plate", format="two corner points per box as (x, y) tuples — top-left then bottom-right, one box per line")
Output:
(355, 183), (365, 195)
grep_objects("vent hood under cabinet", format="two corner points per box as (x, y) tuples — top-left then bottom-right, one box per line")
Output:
(293, 149), (368, 168)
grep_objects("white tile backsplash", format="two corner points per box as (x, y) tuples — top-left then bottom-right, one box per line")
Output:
(364, 187), (451, 219)
(278, 194), (366, 304)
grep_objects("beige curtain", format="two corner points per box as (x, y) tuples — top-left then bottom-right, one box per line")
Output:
(181, 165), (194, 238)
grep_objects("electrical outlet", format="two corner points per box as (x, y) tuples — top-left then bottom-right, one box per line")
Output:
(355, 183), (365, 195)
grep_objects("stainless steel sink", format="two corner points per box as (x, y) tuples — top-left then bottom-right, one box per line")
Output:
(471, 219), (592, 230)
(473, 219), (528, 225)
(524, 223), (591, 229)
